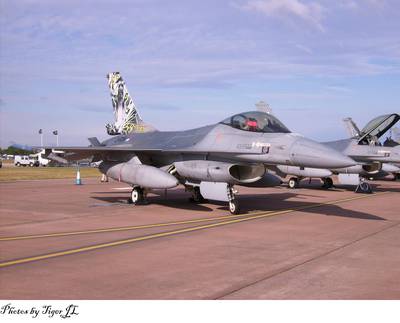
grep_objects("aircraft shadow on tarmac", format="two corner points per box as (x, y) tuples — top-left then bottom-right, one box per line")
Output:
(373, 184), (400, 193)
(91, 192), (215, 212)
(90, 190), (385, 221)
(285, 179), (400, 194)
(231, 193), (385, 221)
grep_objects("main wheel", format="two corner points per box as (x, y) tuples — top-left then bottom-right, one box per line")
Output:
(16, 162), (20, 167)
(193, 186), (204, 203)
(229, 200), (240, 215)
(322, 177), (333, 189)
(288, 177), (299, 189)
(29, 162), (34, 167)
(129, 187), (144, 205)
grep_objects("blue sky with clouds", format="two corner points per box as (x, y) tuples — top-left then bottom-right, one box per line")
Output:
(1, 0), (399, 147)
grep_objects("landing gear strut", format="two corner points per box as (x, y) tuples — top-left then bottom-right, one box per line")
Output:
(128, 186), (148, 205)
(189, 186), (206, 203)
(288, 177), (299, 189)
(227, 185), (240, 215)
(321, 177), (333, 189)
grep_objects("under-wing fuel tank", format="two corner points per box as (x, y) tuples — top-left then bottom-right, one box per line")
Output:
(99, 161), (179, 189)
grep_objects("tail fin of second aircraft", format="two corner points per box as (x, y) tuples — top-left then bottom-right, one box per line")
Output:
(343, 117), (361, 138)
(105, 72), (155, 135)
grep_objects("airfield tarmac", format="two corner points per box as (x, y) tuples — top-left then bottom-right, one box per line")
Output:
(0, 177), (399, 299)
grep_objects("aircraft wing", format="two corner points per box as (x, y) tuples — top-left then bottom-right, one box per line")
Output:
(43, 146), (264, 163)
(43, 146), (162, 163)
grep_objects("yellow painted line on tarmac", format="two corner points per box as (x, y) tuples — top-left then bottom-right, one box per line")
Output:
(0, 191), (391, 269)
(0, 212), (273, 242)
(0, 191), (390, 242)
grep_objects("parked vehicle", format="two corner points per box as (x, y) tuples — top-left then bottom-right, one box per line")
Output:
(14, 155), (39, 167)
(30, 150), (50, 166)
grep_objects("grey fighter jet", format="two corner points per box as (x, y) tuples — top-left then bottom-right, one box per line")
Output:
(279, 113), (400, 191)
(45, 73), (355, 214)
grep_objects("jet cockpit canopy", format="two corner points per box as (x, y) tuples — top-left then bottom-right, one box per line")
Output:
(220, 111), (291, 133)
(358, 113), (400, 144)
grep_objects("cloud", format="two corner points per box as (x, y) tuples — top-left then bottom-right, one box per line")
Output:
(78, 106), (109, 114)
(1, 1), (400, 144)
(141, 103), (182, 111)
(324, 84), (352, 93)
(294, 43), (313, 55)
(239, 0), (325, 31)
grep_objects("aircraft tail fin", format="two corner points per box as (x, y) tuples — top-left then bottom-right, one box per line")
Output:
(88, 137), (103, 147)
(105, 72), (156, 135)
(343, 117), (361, 138)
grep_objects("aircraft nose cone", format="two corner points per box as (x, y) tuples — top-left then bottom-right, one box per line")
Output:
(291, 138), (356, 169)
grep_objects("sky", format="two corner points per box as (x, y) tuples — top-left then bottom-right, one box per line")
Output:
(0, 0), (399, 147)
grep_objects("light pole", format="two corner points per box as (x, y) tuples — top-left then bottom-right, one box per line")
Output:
(38, 129), (43, 147)
(53, 130), (59, 147)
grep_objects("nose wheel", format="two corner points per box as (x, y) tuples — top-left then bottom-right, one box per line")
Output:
(228, 200), (240, 214)
(227, 185), (240, 215)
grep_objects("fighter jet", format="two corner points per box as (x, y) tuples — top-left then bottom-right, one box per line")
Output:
(45, 72), (355, 214)
(342, 118), (400, 181)
(278, 113), (400, 191)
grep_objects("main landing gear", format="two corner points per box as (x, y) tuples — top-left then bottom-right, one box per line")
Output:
(188, 183), (240, 215)
(189, 186), (207, 203)
(321, 177), (333, 189)
(128, 186), (148, 205)
(288, 177), (299, 189)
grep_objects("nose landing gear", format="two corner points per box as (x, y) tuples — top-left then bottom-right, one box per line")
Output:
(227, 185), (240, 215)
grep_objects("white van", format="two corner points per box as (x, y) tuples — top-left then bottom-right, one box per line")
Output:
(30, 150), (50, 166)
(14, 155), (39, 167)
